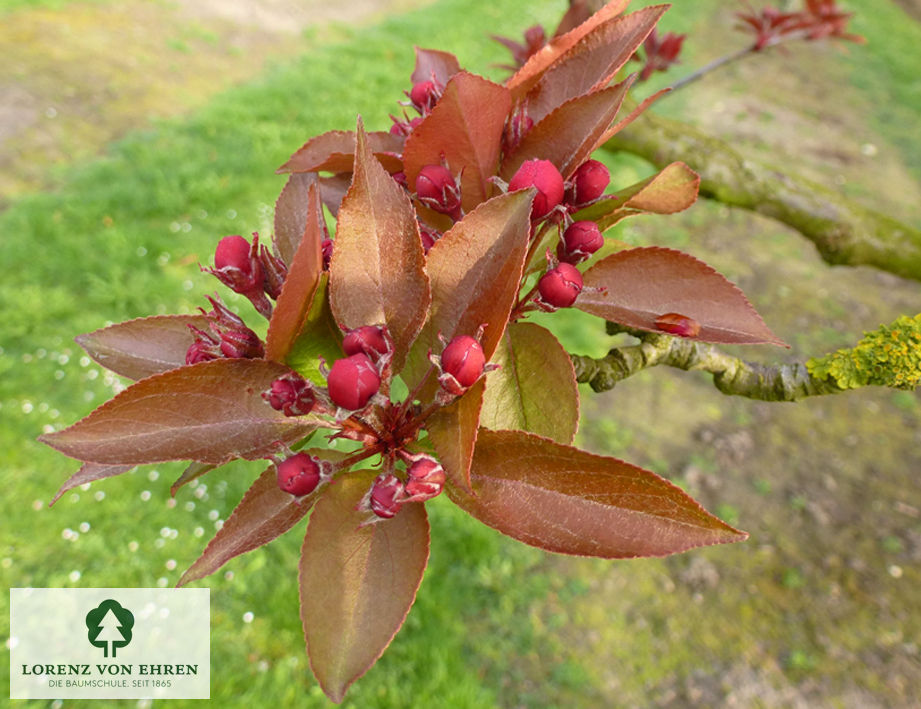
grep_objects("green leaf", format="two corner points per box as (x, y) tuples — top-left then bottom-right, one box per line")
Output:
(179, 463), (320, 586)
(266, 180), (325, 363)
(576, 247), (787, 346)
(276, 129), (403, 175)
(76, 314), (209, 381)
(481, 322), (579, 444)
(573, 162), (700, 230)
(448, 429), (747, 558)
(403, 189), (534, 396)
(285, 274), (344, 385)
(39, 359), (315, 465)
(402, 71), (511, 211)
(522, 5), (667, 123)
(329, 119), (431, 373)
(502, 80), (634, 181)
(300, 470), (430, 703)
(426, 379), (485, 493)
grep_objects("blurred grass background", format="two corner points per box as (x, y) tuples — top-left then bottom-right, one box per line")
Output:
(1, 0), (920, 706)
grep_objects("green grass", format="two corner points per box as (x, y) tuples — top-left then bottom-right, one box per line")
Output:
(0, 0), (115, 15)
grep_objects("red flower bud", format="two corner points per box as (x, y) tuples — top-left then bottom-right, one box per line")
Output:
(327, 353), (381, 410)
(416, 164), (462, 217)
(342, 326), (391, 362)
(276, 453), (322, 497)
(258, 243), (288, 300)
(557, 221), (604, 264)
(409, 80), (440, 113)
(440, 335), (486, 393)
(654, 312), (702, 338)
(538, 263), (583, 308)
(321, 239), (333, 271)
(208, 234), (272, 317)
(508, 159), (564, 219)
(185, 331), (221, 365)
(369, 473), (405, 519)
(404, 457), (446, 502)
(218, 326), (265, 359)
(571, 160), (610, 205)
(419, 223), (440, 253)
(263, 373), (316, 416)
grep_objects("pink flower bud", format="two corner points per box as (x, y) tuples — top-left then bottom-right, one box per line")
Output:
(419, 223), (440, 253)
(654, 312), (701, 337)
(342, 326), (391, 362)
(207, 234), (272, 317)
(508, 159), (564, 219)
(538, 263), (583, 308)
(185, 330), (221, 365)
(276, 453), (322, 497)
(263, 373), (316, 416)
(440, 335), (486, 393)
(327, 353), (381, 410)
(258, 243), (288, 300)
(218, 326), (265, 359)
(557, 221), (604, 264)
(571, 160), (610, 205)
(369, 473), (405, 519)
(409, 80), (440, 113)
(321, 239), (333, 271)
(404, 457), (446, 502)
(416, 164), (462, 217)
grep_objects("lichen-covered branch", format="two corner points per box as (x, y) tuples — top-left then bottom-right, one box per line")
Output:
(603, 110), (921, 283)
(572, 317), (921, 401)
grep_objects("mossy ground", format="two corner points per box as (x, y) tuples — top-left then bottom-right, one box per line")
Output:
(2, 0), (919, 706)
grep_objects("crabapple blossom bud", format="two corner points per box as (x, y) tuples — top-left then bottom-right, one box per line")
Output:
(258, 244), (288, 300)
(441, 335), (486, 389)
(416, 165), (462, 217)
(369, 473), (405, 519)
(654, 312), (702, 338)
(392, 171), (408, 188)
(321, 239), (333, 270)
(419, 223), (440, 253)
(185, 330), (221, 365)
(508, 159), (564, 219)
(276, 453), (322, 497)
(208, 234), (273, 317)
(327, 353), (381, 410)
(342, 326), (390, 362)
(409, 80), (440, 113)
(557, 221), (604, 264)
(218, 325), (265, 359)
(538, 262), (583, 308)
(571, 160), (610, 205)
(263, 373), (316, 416)
(404, 457), (446, 502)
(390, 115), (424, 137)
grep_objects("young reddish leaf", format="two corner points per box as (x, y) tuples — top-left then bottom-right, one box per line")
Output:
(266, 181), (324, 363)
(318, 174), (351, 217)
(274, 172), (323, 266)
(508, 0), (629, 98)
(502, 80), (633, 182)
(300, 470), (430, 703)
(76, 314), (209, 381)
(402, 72), (511, 211)
(403, 190), (534, 393)
(573, 162), (700, 230)
(330, 120), (430, 373)
(170, 462), (216, 498)
(576, 247), (788, 346)
(277, 130), (403, 175)
(179, 463), (317, 586)
(411, 47), (461, 87)
(39, 359), (315, 465)
(481, 322), (579, 444)
(425, 379), (485, 493)
(448, 429), (748, 558)
(50, 462), (134, 506)
(523, 5), (667, 123)
(285, 274), (345, 385)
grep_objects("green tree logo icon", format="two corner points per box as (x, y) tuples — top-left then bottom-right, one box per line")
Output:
(86, 599), (135, 658)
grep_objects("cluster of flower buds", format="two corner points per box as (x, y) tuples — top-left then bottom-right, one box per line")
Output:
(204, 234), (288, 318)
(631, 28), (686, 82)
(186, 296), (265, 364)
(736, 0), (863, 51)
(415, 164), (463, 220)
(359, 453), (447, 520)
(274, 451), (334, 497)
(430, 332), (496, 398)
